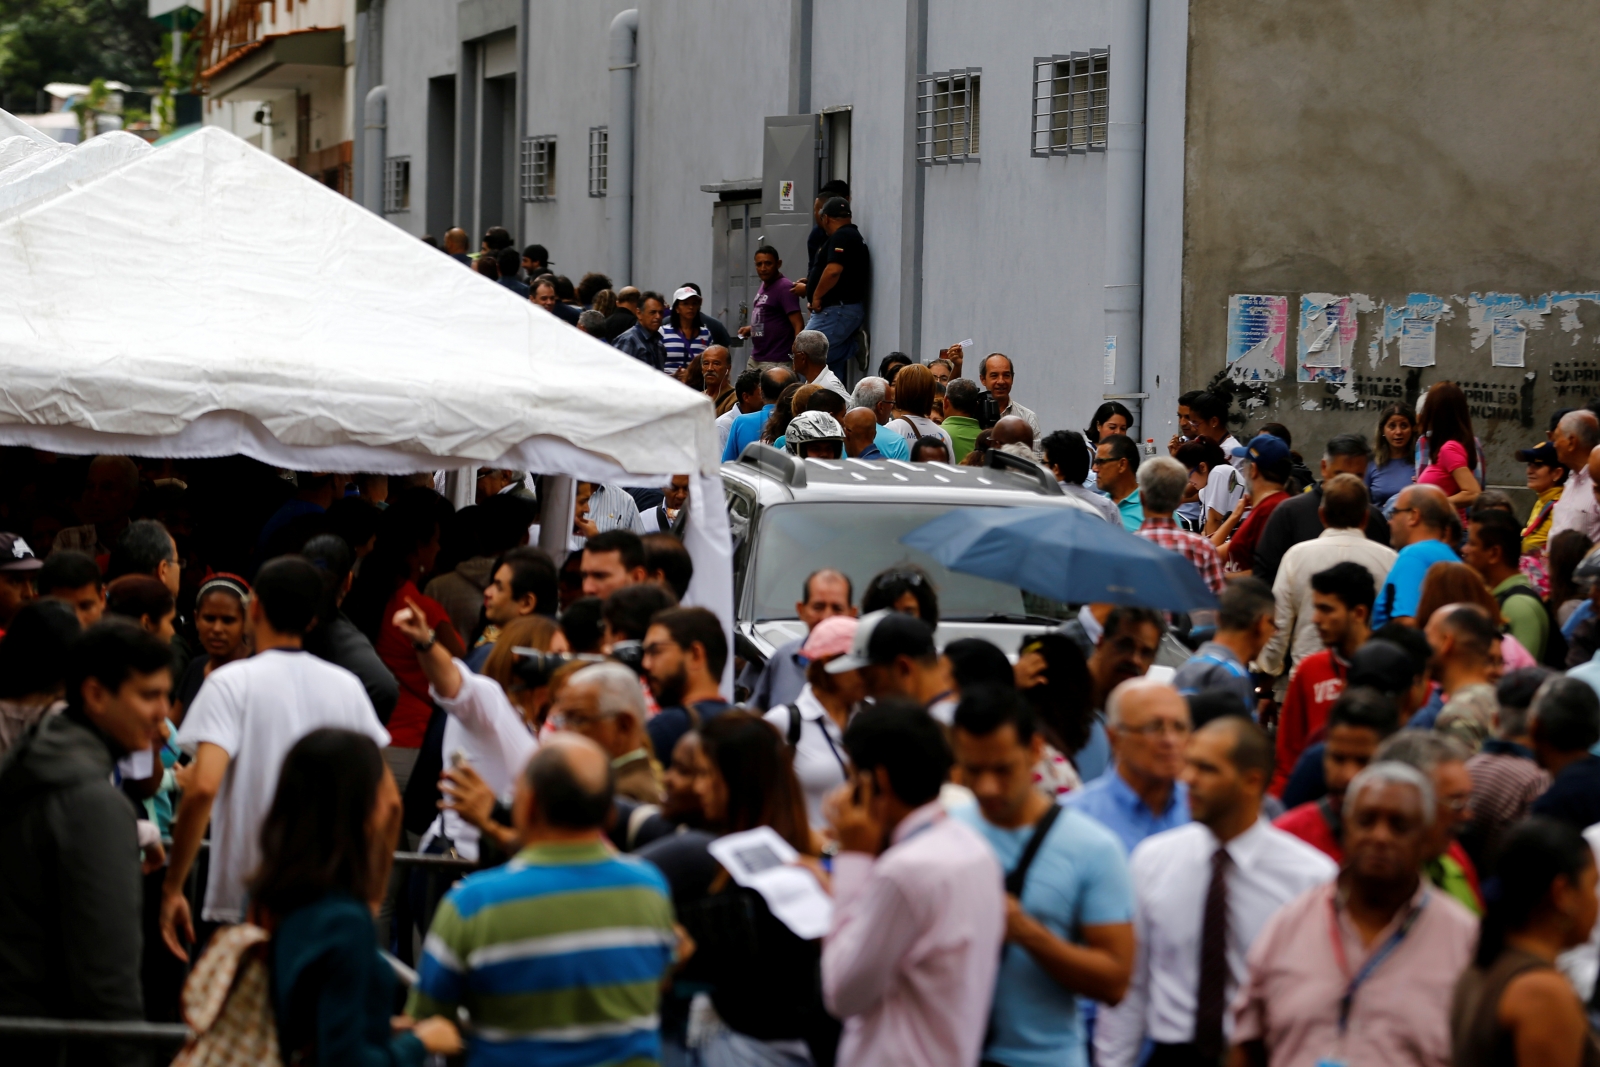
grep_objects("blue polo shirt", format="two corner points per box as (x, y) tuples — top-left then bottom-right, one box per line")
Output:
(955, 805), (1131, 1067)
(1064, 768), (1190, 857)
(722, 405), (775, 461)
(1373, 539), (1459, 627)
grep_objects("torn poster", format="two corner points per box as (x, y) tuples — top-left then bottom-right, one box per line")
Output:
(1226, 295), (1288, 381)
(1490, 317), (1527, 368)
(1298, 294), (1356, 383)
(1399, 317), (1436, 368)
(1103, 336), (1117, 386)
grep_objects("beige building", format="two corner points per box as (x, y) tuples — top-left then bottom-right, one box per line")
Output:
(200, 0), (357, 195)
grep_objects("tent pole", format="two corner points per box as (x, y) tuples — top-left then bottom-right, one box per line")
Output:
(538, 475), (575, 562)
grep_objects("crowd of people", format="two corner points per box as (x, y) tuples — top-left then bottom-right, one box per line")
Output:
(9, 208), (1600, 1067)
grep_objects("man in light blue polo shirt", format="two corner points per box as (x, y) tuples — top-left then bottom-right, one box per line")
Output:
(951, 687), (1134, 1067)
(1372, 484), (1459, 627)
(1064, 676), (1191, 856)
(720, 364), (794, 461)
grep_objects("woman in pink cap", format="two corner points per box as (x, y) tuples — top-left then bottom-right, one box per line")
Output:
(763, 614), (865, 825)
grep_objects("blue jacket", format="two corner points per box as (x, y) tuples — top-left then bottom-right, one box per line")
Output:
(613, 323), (667, 371)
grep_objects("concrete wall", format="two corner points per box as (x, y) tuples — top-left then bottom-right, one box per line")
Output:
(1181, 0), (1600, 484)
(380, 0), (458, 232)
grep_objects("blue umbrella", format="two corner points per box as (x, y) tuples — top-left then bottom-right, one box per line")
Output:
(900, 506), (1217, 612)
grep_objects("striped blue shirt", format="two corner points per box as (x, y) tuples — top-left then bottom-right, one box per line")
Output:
(409, 841), (678, 1067)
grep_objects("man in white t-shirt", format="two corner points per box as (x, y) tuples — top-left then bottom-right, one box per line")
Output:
(161, 556), (388, 961)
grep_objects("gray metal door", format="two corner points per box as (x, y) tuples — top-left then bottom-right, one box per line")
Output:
(712, 199), (761, 378)
(761, 114), (818, 289)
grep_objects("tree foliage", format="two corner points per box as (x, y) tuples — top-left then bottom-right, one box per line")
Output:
(0, 0), (161, 113)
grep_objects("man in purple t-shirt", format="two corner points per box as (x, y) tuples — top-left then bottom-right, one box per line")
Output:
(739, 244), (805, 363)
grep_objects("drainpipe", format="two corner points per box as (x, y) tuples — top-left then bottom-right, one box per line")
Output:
(363, 85), (387, 214)
(607, 9), (639, 286)
(1103, 0), (1151, 437)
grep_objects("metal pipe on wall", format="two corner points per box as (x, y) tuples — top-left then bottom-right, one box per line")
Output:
(1104, 0), (1151, 437)
(607, 9), (639, 286)
(363, 85), (387, 214)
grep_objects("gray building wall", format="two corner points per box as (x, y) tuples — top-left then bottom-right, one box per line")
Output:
(373, 0), (1187, 439)
(1181, 0), (1600, 485)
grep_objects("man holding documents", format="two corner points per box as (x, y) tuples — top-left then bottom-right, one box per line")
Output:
(821, 699), (1005, 1067)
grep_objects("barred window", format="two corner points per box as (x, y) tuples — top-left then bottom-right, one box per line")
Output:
(520, 135), (556, 201)
(588, 126), (608, 197)
(1032, 50), (1109, 155)
(382, 157), (410, 213)
(916, 69), (981, 164)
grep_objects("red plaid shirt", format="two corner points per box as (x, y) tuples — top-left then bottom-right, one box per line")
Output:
(1138, 516), (1226, 594)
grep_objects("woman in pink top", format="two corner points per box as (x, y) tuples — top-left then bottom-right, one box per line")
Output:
(1416, 381), (1482, 513)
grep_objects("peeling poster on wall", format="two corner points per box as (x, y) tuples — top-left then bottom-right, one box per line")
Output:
(1399, 317), (1437, 368)
(1491, 317), (1527, 368)
(1226, 295), (1288, 381)
(1297, 294), (1357, 383)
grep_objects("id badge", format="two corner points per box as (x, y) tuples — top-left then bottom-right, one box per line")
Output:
(1316, 1061), (1347, 1067)
(752, 315), (764, 338)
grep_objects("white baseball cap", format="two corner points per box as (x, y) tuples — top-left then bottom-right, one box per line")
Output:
(671, 286), (701, 305)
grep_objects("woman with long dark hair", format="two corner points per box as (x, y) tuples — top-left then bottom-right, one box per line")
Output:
(762, 382), (804, 445)
(862, 564), (940, 625)
(1417, 382), (1483, 512)
(1014, 632), (1103, 784)
(639, 712), (832, 1066)
(172, 574), (251, 722)
(1367, 403), (1418, 511)
(1083, 401), (1133, 489)
(253, 728), (460, 1064)
(344, 488), (464, 791)
(1451, 817), (1600, 1066)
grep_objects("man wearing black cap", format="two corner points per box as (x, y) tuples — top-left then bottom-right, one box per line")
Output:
(0, 533), (42, 637)
(803, 196), (870, 384)
(522, 243), (551, 278)
(1516, 438), (1566, 560)
(826, 609), (948, 708)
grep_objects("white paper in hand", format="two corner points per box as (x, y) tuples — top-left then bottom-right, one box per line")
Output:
(707, 826), (833, 940)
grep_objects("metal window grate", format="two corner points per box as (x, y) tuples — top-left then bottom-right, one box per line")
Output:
(916, 68), (981, 164)
(1032, 50), (1109, 155)
(382, 156), (410, 212)
(587, 126), (608, 197)
(521, 135), (556, 201)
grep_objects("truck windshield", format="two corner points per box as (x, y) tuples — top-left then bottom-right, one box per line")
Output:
(747, 501), (1071, 622)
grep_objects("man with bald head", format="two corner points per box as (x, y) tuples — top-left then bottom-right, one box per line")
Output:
(990, 415), (1035, 452)
(747, 567), (856, 710)
(1096, 716), (1336, 1067)
(410, 733), (678, 1064)
(842, 408), (883, 459)
(1372, 483), (1459, 627)
(442, 227), (470, 265)
(1416, 604), (1502, 736)
(1550, 409), (1600, 541)
(602, 285), (643, 339)
(1066, 678), (1192, 855)
(698, 345), (736, 415)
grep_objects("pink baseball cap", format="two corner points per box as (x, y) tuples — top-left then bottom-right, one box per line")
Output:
(801, 615), (858, 662)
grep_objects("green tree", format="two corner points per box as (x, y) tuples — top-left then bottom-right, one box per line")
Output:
(0, 0), (161, 113)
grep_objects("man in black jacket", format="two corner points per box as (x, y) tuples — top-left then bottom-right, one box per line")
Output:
(1252, 432), (1391, 585)
(0, 620), (173, 1067)
(301, 534), (401, 724)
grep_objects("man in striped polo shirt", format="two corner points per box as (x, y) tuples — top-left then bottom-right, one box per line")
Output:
(409, 734), (679, 1066)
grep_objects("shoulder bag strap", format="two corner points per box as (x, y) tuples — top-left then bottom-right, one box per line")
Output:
(779, 704), (803, 747)
(1004, 803), (1064, 898)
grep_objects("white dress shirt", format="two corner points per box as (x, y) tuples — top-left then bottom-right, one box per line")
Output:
(422, 666), (538, 861)
(1095, 818), (1337, 1067)
(1551, 463), (1600, 543)
(587, 484), (646, 534)
(763, 685), (849, 826)
(1257, 527), (1396, 676)
(715, 406), (743, 452)
(999, 399), (1042, 441)
(823, 801), (1006, 1067)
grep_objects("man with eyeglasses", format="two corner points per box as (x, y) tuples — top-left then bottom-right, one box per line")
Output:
(1078, 608), (1166, 782)
(1066, 678), (1193, 856)
(1371, 731), (1484, 915)
(552, 660), (662, 803)
(639, 606), (731, 765)
(1095, 434), (1144, 532)
(1372, 484), (1458, 627)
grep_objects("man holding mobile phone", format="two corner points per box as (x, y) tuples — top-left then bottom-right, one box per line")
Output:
(820, 700), (1004, 1067)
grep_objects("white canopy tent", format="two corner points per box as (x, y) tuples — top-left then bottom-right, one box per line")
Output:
(0, 129), (150, 219)
(0, 123), (733, 676)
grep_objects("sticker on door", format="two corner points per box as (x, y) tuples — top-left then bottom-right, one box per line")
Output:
(779, 180), (795, 211)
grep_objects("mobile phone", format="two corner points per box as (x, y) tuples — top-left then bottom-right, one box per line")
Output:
(448, 749), (467, 770)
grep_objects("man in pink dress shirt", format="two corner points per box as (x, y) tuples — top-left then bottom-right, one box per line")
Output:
(821, 699), (1006, 1067)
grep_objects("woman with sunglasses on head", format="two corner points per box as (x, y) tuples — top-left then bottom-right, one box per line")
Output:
(862, 564), (940, 626)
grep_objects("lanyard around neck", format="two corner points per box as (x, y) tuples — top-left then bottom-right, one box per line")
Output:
(1328, 888), (1429, 1034)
